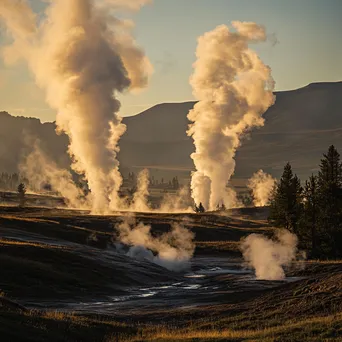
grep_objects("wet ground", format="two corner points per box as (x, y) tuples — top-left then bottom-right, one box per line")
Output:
(23, 255), (303, 316)
(0, 207), (304, 319)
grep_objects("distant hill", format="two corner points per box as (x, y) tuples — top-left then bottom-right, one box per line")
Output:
(1, 81), (342, 182)
(0, 112), (70, 173)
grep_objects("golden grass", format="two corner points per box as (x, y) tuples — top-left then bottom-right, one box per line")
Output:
(0, 213), (113, 237)
(196, 241), (241, 252)
(25, 310), (129, 329)
(0, 215), (60, 224)
(306, 259), (342, 265)
(0, 238), (69, 250)
(122, 313), (342, 342)
(41, 311), (79, 322)
(24, 310), (94, 328)
(64, 223), (114, 236)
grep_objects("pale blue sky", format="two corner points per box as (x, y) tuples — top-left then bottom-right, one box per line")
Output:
(0, 0), (341, 122)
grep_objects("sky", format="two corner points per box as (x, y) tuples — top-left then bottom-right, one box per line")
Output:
(0, 0), (341, 122)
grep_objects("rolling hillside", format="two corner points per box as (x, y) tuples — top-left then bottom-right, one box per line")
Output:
(1, 81), (342, 182)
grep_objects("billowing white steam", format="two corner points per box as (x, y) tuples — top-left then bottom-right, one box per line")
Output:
(159, 186), (193, 213)
(0, 0), (152, 213)
(240, 230), (298, 280)
(20, 142), (88, 208)
(116, 215), (195, 271)
(0, 0), (36, 65)
(247, 169), (276, 207)
(130, 169), (150, 212)
(188, 22), (275, 211)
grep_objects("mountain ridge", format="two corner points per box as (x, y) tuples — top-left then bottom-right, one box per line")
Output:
(1, 81), (342, 181)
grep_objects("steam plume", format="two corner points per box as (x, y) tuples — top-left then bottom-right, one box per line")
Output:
(116, 215), (195, 271)
(159, 186), (193, 213)
(188, 22), (275, 211)
(0, 0), (152, 213)
(20, 143), (88, 208)
(247, 169), (276, 207)
(0, 0), (36, 65)
(130, 169), (150, 212)
(240, 229), (298, 280)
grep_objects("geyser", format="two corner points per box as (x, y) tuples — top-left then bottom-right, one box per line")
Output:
(188, 22), (275, 210)
(247, 169), (276, 207)
(0, 0), (152, 213)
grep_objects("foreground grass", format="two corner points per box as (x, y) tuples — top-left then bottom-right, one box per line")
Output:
(118, 313), (342, 341)
(2, 304), (340, 342)
(195, 241), (241, 255)
(0, 238), (69, 250)
(0, 306), (137, 342)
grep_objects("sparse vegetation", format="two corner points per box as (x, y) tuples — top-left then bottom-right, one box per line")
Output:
(122, 313), (342, 341)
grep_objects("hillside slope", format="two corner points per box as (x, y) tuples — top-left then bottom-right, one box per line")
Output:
(1, 81), (342, 180)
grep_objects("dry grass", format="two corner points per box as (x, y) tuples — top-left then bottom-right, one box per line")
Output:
(40, 310), (79, 322)
(196, 241), (241, 253)
(118, 313), (342, 341)
(0, 306), (136, 341)
(25, 309), (130, 329)
(306, 259), (342, 265)
(0, 214), (60, 224)
(0, 213), (113, 239)
(0, 238), (69, 250)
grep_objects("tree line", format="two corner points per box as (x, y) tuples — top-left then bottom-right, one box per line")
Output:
(269, 145), (342, 259)
(127, 172), (181, 190)
(0, 172), (28, 191)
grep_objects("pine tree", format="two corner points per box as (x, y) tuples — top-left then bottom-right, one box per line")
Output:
(198, 202), (205, 213)
(269, 162), (303, 233)
(195, 202), (205, 213)
(17, 183), (26, 208)
(302, 175), (319, 255)
(291, 175), (304, 233)
(317, 145), (342, 257)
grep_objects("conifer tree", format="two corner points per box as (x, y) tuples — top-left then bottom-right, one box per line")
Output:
(269, 162), (303, 233)
(302, 175), (319, 255)
(317, 145), (342, 257)
(17, 183), (26, 208)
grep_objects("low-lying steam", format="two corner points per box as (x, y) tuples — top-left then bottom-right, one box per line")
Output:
(116, 215), (195, 271)
(240, 229), (298, 280)
(188, 22), (275, 211)
(247, 169), (276, 207)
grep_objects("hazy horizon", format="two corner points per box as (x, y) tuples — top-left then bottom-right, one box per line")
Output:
(0, 0), (341, 122)
(1, 80), (341, 123)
